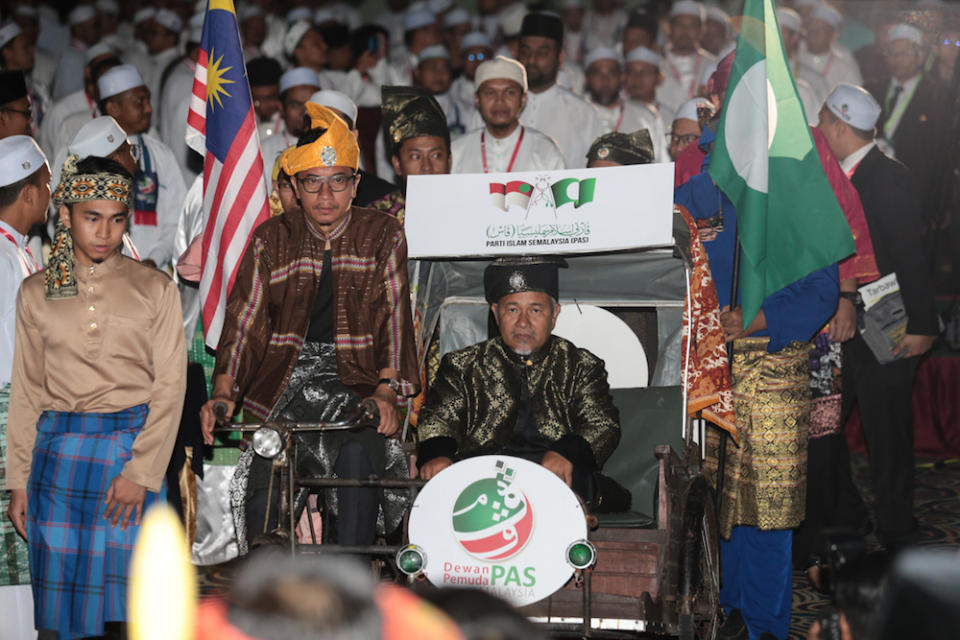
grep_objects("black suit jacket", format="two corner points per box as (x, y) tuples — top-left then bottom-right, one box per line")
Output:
(354, 168), (397, 208)
(867, 75), (949, 220)
(850, 146), (938, 336)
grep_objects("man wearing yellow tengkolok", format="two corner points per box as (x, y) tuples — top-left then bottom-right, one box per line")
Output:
(199, 104), (419, 553)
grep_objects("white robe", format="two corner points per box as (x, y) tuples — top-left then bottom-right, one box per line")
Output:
(127, 133), (188, 268)
(51, 41), (86, 100)
(656, 47), (716, 115)
(797, 42), (863, 94)
(451, 123), (566, 174)
(38, 89), (97, 159)
(159, 58), (200, 185)
(175, 175), (204, 345)
(520, 83), (605, 169)
(144, 48), (181, 117)
(259, 121), (297, 187)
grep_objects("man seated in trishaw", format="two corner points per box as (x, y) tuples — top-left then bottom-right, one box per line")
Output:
(417, 257), (629, 513)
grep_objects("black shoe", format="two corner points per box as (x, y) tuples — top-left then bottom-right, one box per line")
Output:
(719, 609), (749, 640)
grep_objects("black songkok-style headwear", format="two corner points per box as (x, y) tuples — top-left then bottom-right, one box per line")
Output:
(520, 12), (564, 44)
(484, 257), (567, 304)
(246, 57), (283, 87)
(0, 70), (28, 106)
(381, 86), (450, 156)
(586, 129), (655, 165)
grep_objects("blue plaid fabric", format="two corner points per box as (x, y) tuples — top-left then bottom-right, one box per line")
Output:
(27, 404), (166, 639)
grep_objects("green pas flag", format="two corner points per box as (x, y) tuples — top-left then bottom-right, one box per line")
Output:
(707, 0), (854, 328)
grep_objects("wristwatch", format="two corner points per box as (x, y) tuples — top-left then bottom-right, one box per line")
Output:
(839, 291), (862, 306)
(378, 377), (402, 394)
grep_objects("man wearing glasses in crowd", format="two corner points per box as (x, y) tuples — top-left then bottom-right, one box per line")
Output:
(199, 103), (419, 552)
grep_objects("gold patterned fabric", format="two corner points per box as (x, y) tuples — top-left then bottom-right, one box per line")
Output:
(380, 86), (449, 157)
(43, 216), (77, 299)
(705, 337), (811, 539)
(586, 129), (655, 165)
(417, 335), (620, 468)
(282, 103), (359, 173)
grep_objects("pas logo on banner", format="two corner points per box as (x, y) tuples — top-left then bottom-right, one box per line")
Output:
(404, 164), (674, 259)
(408, 456), (587, 606)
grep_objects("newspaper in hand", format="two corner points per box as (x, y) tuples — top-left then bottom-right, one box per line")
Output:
(858, 273), (908, 364)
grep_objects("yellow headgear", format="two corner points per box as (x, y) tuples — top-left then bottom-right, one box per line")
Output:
(281, 103), (360, 174)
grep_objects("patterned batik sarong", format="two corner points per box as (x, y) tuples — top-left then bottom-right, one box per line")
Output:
(808, 332), (843, 439)
(27, 404), (166, 639)
(0, 384), (31, 586)
(706, 338), (812, 538)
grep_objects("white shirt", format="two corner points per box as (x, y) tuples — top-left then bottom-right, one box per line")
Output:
(39, 89), (97, 159)
(521, 83), (605, 169)
(592, 99), (669, 162)
(175, 174), (204, 346)
(434, 90), (473, 135)
(657, 47), (717, 115)
(451, 75), (477, 121)
(797, 42), (863, 95)
(0, 220), (39, 385)
(451, 124), (566, 174)
(51, 40), (86, 100)
(260, 120), (296, 187)
(128, 133), (188, 268)
(160, 58), (200, 185)
(840, 141), (876, 175)
(582, 10), (627, 53)
(144, 48), (181, 113)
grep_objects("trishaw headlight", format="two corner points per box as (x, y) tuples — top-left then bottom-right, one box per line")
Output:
(566, 539), (597, 570)
(252, 426), (285, 459)
(396, 544), (427, 575)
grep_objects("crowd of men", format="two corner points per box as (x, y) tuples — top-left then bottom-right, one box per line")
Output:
(0, 0), (956, 638)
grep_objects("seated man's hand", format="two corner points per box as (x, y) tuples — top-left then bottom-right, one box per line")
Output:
(419, 456), (453, 481)
(200, 397), (235, 445)
(368, 385), (398, 436)
(542, 451), (574, 487)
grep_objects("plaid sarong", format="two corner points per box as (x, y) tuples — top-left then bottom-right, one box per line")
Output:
(27, 404), (166, 639)
(1, 384), (31, 586)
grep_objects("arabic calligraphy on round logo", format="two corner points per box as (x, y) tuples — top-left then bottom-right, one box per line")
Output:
(451, 475), (534, 562)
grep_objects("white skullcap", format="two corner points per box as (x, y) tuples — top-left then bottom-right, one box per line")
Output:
(404, 8), (436, 31)
(499, 2), (528, 37)
(313, 8), (336, 25)
(474, 55), (527, 92)
(706, 6), (731, 24)
(238, 5), (262, 22)
(888, 23), (924, 45)
(154, 9), (183, 33)
(625, 46), (661, 67)
(13, 6), (37, 18)
(188, 22), (204, 44)
(84, 41), (115, 63)
(461, 31), (493, 51)
(133, 8), (155, 25)
(444, 8), (471, 27)
(562, 0), (583, 9)
(96, 0), (119, 14)
(825, 83), (881, 131)
(675, 97), (712, 122)
(418, 44), (450, 64)
(286, 7), (312, 24)
(283, 20), (312, 57)
(584, 46), (621, 70)
(188, 11), (205, 28)
(0, 22), (22, 49)
(428, 0), (453, 14)
(69, 5), (97, 26)
(811, 4), (842, 30)
(670, 1), (705, 21)
(0, 135), (47, 188)
(309, 89), (358, 125)
(777, 8), (802, 33)
(279, 67), (321, 94)
(68, 116), (128, 158)
(97, 64), (145, 99)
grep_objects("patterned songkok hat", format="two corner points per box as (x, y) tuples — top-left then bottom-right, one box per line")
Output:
(586, 129), (655, 165)
(381, 86), (450, 156)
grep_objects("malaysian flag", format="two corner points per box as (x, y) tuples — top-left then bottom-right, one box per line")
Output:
(186, 0), (270, 348)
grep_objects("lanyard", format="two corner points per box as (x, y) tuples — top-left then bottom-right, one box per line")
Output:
(821, 52), (836, 80)
(85, 91), (98, 117)
(481, 126), (525, 173)
(666, 54), (702, 100)
(0, 227), (39, 276)
(883, 80), (919, 138)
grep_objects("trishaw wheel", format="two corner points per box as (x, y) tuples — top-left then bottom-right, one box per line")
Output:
(678, 476), (720, 640)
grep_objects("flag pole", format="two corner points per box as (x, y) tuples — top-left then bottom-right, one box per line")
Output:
(715, 231), (741, 517)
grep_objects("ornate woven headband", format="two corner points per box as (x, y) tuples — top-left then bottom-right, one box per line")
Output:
(52, 153), (133, 208)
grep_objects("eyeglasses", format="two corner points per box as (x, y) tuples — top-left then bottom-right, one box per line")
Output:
(0, 107), (31, 118)
(668, 133), (699, 145)
(297, 172), (356, 193)
(466, 52), (487, 62)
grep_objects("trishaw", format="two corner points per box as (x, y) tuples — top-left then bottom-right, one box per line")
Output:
(212, 216), (720, 639)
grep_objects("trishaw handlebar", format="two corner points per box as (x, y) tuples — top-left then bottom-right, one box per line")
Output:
(212, 398), (381, 433)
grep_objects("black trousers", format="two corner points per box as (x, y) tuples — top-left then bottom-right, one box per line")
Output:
(837, 333), (920, 546)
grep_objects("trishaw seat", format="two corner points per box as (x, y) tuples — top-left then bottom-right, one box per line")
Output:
(596, 386), (684, 528)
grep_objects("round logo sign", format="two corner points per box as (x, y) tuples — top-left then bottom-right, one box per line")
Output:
(409, 456), (587, 606)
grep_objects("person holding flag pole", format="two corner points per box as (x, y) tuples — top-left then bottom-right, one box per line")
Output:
(675, 1), (854, 637)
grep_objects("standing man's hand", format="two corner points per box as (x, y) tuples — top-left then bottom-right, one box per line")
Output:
(103, 475), (147, 529)
(894, 334), (935, 359)
(829, 298), (858, 342)
(7, 489), (27, 539)
(368, 384), (398, 436)
(541, 451), (574, 487)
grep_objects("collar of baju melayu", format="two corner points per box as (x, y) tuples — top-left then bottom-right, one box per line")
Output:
(45, 153), (133, 300)
(303, 207), (353, 242)
(497, 334), (556, 367)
